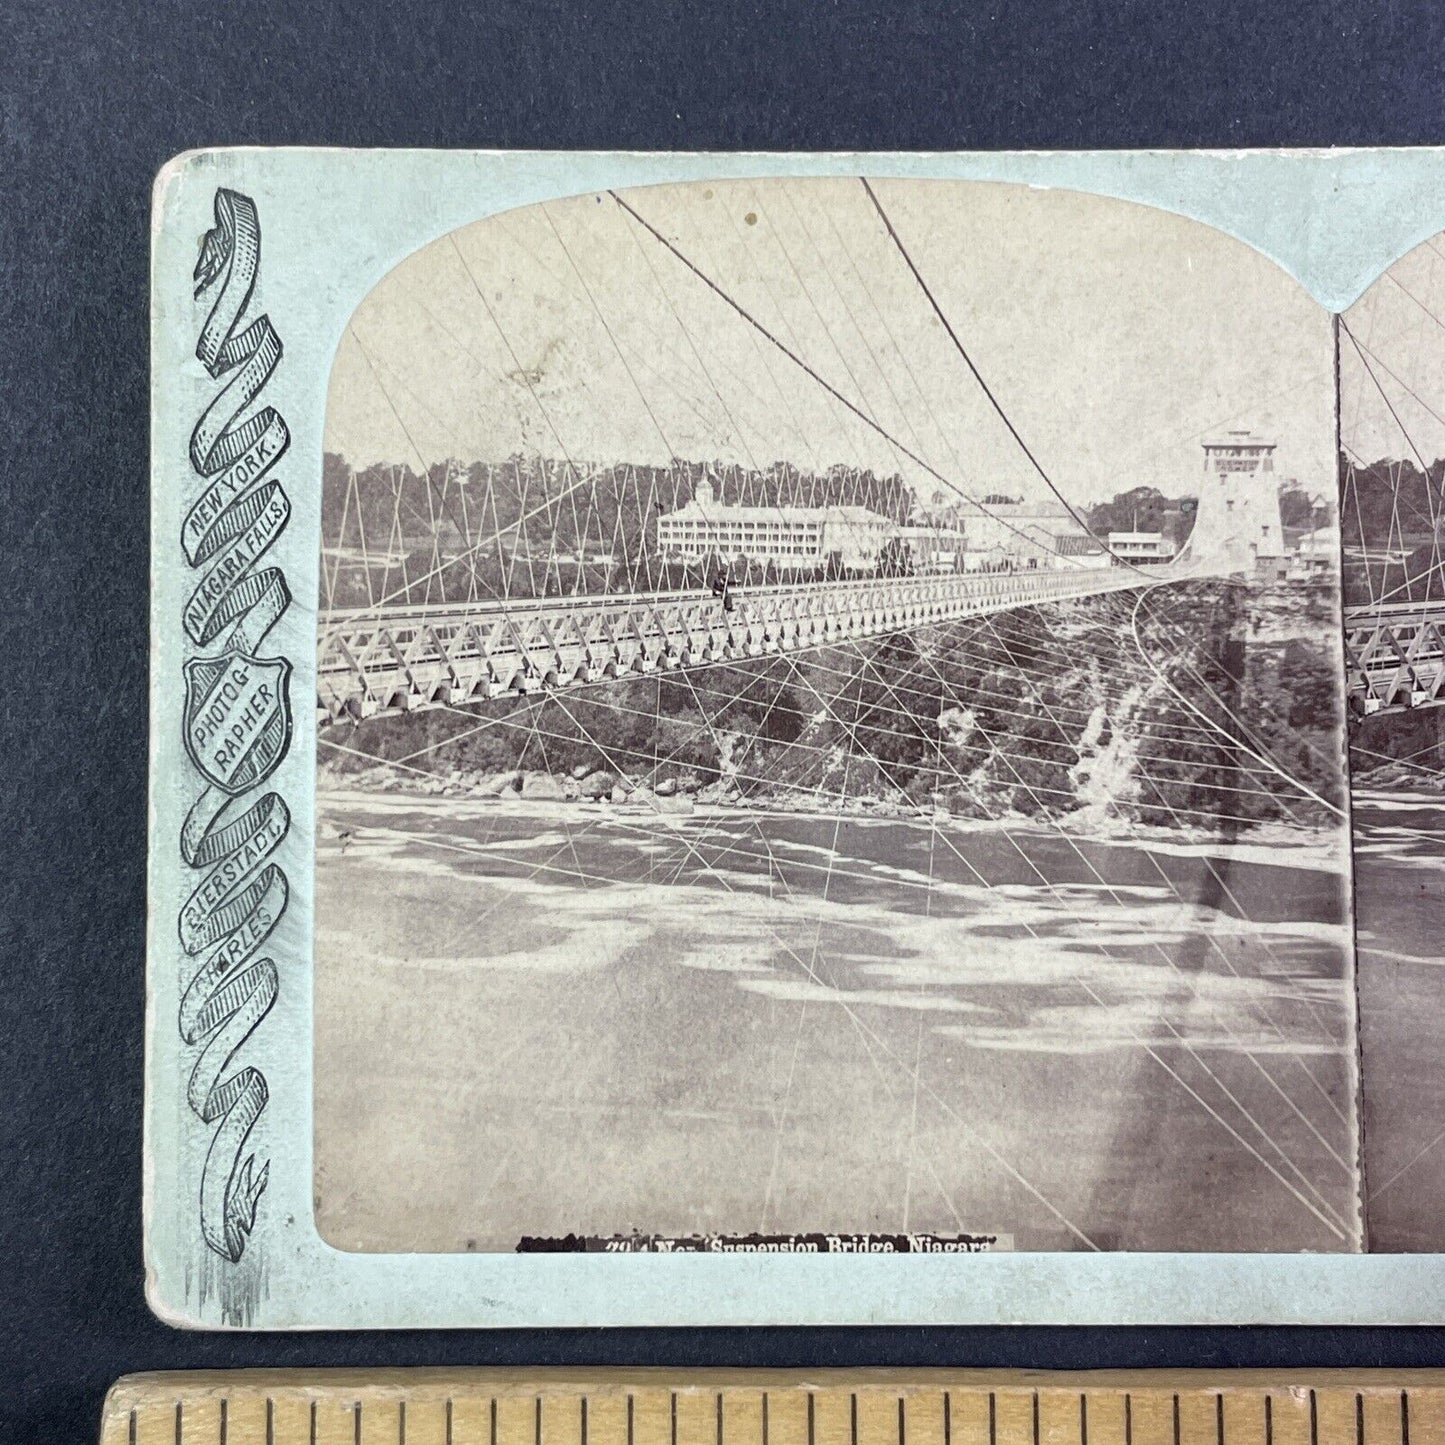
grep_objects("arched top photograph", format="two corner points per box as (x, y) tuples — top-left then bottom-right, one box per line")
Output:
(311, 173), (1353, 1259)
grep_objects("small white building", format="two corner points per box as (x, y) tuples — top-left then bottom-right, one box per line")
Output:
(1287, 520), (1340, 580)
(954, 496), (1099, 570)
(1106, 530), (1177, 565)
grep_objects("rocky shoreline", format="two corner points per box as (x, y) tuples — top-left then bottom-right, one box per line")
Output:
(316, 763), (1348, 863)
(320, 759), (915, 817)
(1350, 757), (1445, 791)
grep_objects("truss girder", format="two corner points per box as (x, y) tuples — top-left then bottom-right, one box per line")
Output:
(1345, 601), (1445, 715)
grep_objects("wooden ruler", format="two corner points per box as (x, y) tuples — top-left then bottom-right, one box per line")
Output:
(100, 1372), (1445, 1445)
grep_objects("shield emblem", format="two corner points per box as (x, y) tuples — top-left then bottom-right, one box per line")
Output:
(183, 652), (294, 795)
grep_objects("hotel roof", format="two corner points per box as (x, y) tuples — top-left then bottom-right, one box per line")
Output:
(658, 499), (894, 526)
(1201, 431), (1275, 449)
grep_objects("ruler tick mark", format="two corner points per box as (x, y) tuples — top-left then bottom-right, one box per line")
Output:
(808, 1394), (816, 1445)
(852, 1394), (859, 1445)
(1081, 1394), (1089, 1445)
(989, 1393), (996, 1445)
(267, 1397), (275, 1445)
(1266, 1395), (1274, 1445)
(354, 1399), (362, 1445)
(944, 1394), (952, 1445)
(1216, 1396), (1224, 1445)
(1355, 1395), (1363, 1445)
(899, 1396), (907, 1445)
(1125, 1394), (1133, 1445)
(221, 1398), (229, 1445)
(311, 1400), (318, 1445)
(176, 1399), (184, 1445)
(717, 1392), (724, 1445)
(1310, 1392), (1319, 1445)
(447, 1399), (454, 1445)
(1403, 1392), (1412, 1445)
(492, 1399), (499, 1445)
(1175, 1395), (1182, 1445)
(129, 1407), (137, 1445)
(673, 1394), (679, 1445)
(763, 1393), (770, 1445)
(401, 1399), (408, 1445)
(582, 1397), (589, 1445)
(628, 1396), (635, 1445)
(1033, 1392), (1040, 1445)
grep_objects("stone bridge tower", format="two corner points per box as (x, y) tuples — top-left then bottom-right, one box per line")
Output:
(1183, 430), (1287, 575)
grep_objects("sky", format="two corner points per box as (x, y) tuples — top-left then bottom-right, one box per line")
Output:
(325, 176), (1339, 508)
(1342, 232), (1445, 468)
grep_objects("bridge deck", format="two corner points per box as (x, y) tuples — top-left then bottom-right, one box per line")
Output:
(317, 565), (1157, 722)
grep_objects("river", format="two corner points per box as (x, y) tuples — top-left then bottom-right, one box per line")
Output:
(1353, 786), (1445, 1250)
(313, 789), (1359, 1254)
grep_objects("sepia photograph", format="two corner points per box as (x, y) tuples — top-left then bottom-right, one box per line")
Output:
(309, 178), (1357, 1256)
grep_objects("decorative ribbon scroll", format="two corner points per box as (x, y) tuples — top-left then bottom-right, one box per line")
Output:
(177, 188), (293, 1263)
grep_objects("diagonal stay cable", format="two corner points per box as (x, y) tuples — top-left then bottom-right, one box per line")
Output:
(608, 188), (1094, 573)
(857, 177), (1143, 575)
(546, 684), (1085, 1242)
(1341, 316), (1444, 611)
(829, 614), (1354, 1218)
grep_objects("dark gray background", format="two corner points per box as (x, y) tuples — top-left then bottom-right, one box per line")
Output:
(4, 0), (1445, 1438)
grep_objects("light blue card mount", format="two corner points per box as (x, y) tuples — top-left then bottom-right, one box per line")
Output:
(148, 147), (1445, 1328)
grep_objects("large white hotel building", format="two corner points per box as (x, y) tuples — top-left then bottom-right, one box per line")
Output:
(655, 480), (1103, 572)
(655, 479), (898, 570)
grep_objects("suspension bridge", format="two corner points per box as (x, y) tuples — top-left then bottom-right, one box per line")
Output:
(317, 566), (1179, 724)
(312, 177), (1310, 728)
